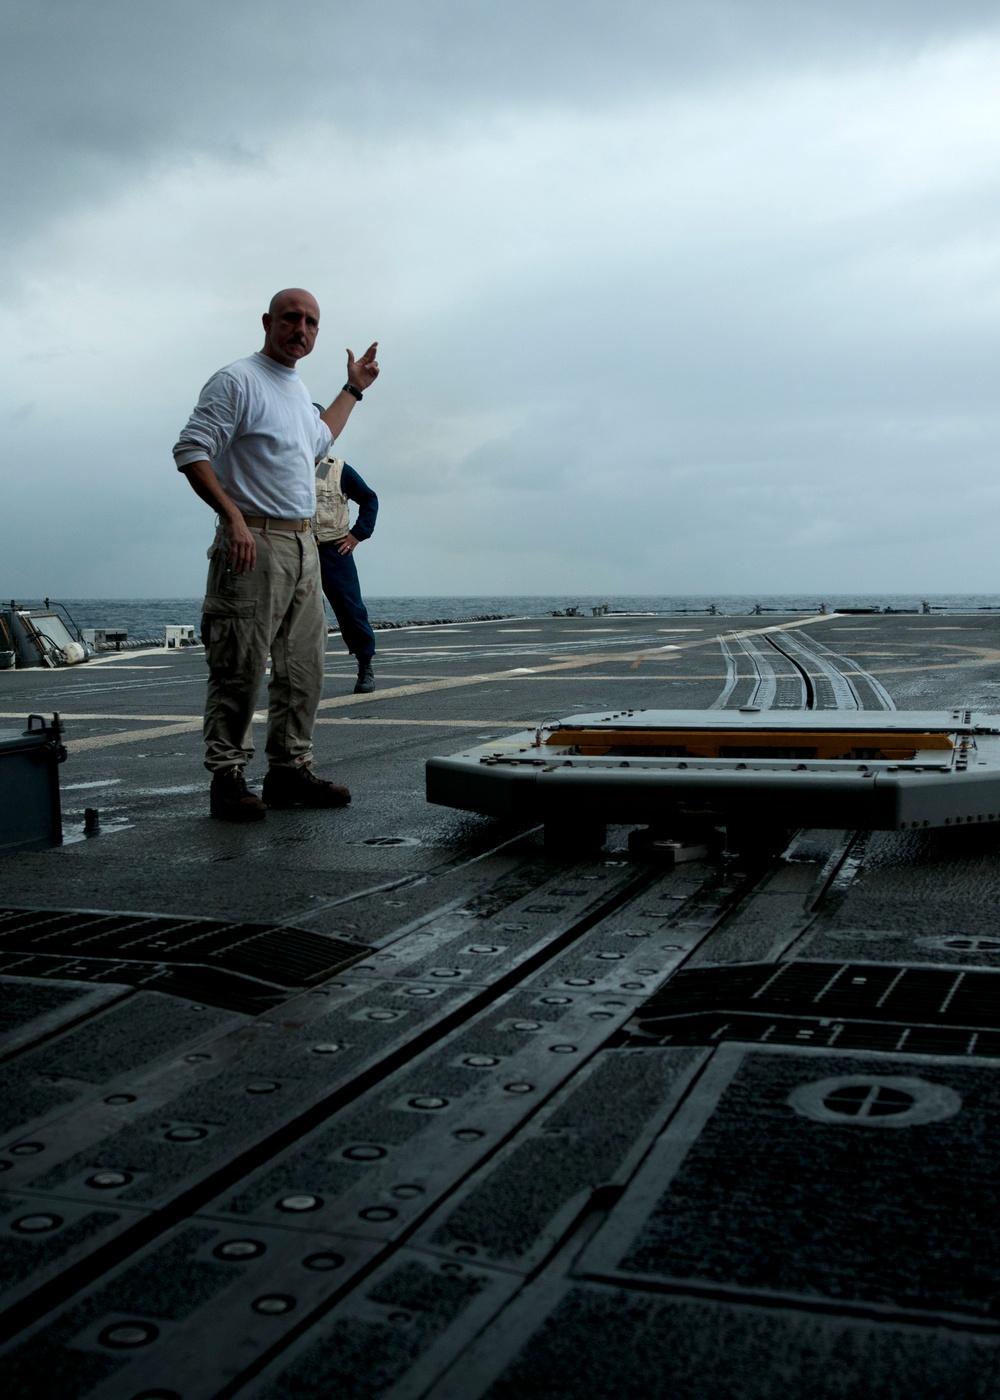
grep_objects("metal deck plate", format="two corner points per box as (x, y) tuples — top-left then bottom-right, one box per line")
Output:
(427, 709), (1000, 831)
(446, 1285), (1000, 1399)
(621, 960), (1000, 1057)
(576, 1046), (1000, 1324)
(0, 907), (373, 1013)
(5, 613), (1000, 1394)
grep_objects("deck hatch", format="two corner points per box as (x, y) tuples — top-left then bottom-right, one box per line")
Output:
(0, 906), (372, 1013)
(578, 1052), (1000, 1322)
(616, 961), (1000, 1059)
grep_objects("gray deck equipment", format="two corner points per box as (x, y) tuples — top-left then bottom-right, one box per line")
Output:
(0, 714), (66, 851)
(427, 707), (1000, 833)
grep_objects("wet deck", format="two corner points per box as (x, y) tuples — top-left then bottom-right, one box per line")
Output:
(3, 610), (1000, 1397)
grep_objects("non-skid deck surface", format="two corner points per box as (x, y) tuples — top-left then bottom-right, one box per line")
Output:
(2, 611), (1000, 1396)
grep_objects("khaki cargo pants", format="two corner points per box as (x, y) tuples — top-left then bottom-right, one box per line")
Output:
(201, 525), (325, 773)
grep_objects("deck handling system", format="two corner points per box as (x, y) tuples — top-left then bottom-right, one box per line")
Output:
(427, 708), (1000, 844)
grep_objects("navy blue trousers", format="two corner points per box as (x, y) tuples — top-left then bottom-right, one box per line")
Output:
(317, 541), (376, 660)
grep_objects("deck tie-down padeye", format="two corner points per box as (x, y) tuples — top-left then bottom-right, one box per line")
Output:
(426, 708), (1000, 836)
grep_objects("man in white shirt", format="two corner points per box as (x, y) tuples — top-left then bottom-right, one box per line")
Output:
(173, 288), (379, 821)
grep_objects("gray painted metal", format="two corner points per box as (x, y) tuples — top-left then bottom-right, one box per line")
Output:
(6, 615), (1000, 1397)
(427, 709), (1000, 831)
(0, 717), (64, 852)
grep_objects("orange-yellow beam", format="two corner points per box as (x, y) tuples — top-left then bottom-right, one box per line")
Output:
(546, 728), (954, 761)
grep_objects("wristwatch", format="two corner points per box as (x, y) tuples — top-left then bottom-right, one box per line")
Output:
(343, 383), (363, 402)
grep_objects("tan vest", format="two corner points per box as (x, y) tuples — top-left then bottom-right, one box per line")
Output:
(313, 456), (351, 542)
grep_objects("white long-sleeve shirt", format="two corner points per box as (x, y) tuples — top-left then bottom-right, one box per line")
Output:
(173, 352), (333, 518)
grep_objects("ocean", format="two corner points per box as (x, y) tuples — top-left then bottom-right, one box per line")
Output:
(12, 595), (1000, 641)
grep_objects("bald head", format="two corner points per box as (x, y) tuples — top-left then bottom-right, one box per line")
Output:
(261, 288), (321, 367)
(268, 287), (319, 318)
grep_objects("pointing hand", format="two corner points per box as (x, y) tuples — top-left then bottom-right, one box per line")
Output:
(346, 342), (379, 391)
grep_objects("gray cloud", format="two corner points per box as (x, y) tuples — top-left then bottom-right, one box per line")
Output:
(5, 0), (998, 249)
(3, 1), (1000, 598)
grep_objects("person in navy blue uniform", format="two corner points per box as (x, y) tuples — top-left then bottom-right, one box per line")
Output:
(311, 431), (379, 693)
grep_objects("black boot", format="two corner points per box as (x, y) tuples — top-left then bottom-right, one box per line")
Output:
(263, 765), (352, 809)
(209, 767), (266, 822)
(354, 659), (375, 694)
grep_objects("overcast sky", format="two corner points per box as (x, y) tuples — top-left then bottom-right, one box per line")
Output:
(3, 1), (1000, 598)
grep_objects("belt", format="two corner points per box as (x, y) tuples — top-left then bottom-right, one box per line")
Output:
(241, 515), (312, 533)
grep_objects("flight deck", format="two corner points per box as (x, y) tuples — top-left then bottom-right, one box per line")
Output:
(2, 609), (1000, 1397)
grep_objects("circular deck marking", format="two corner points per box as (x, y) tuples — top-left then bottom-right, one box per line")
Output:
(360, 1206), (397, 1222)
(99, 1321), (158, 1348)
(278, 1194), (323, 1212)
(253, 1295), (296, 1314)
(504, 1082), (534, 1094)
(11, 1214), (61, 1234)
(409, 1096), (448, 1110)
(464, 1055), (499, 1067)
(104, 1094), (136, 1105)
(164, 1125), (207, 1142)
(549, 1044), (577, 1054)
(789, 1076), (962, 1127)
(512, 1020), (541, 1030)
(343, 1144), (387, 1161)
(392, 1184), (424, 1199)
(920, 935), (1000, 953)
(87, 1170), (133, 1189)
(303, 1252), (345, 1270)
(311, 1043), (342, 1054)
(9, 1142), (43, 1156)
(453, 1128), (484, 1142)
(215, 1239), (266, 1260)
(246, 1081), (280, 1094)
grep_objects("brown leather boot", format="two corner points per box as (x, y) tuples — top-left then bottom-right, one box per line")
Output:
(209, 767), (267, 822)
(262, 765), (351, 809)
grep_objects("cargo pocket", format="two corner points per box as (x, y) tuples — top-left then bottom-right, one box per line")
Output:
(201, 596), (258, 680)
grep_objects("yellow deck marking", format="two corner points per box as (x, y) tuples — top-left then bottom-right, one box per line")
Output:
(0, 713), (199, 722)
(313, 614), (837, 715)
(12, 614), (1000, 757)
(66, 720), (202, 753)
(314, 718), (528, 727)
(33, 614), (841, 752)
